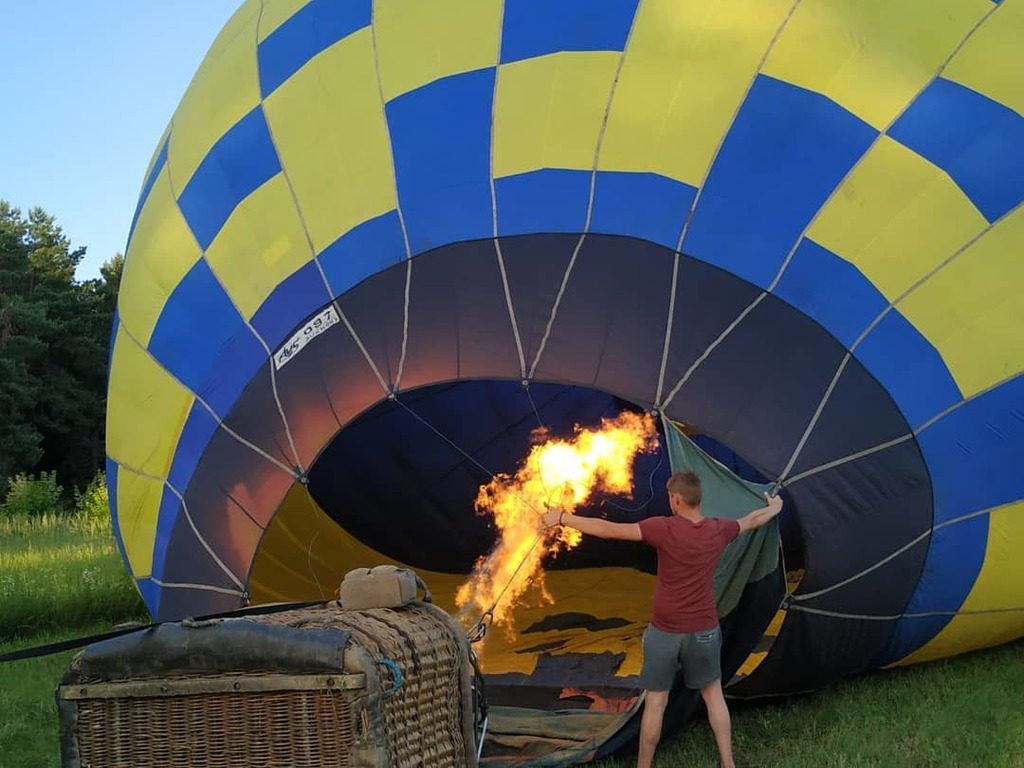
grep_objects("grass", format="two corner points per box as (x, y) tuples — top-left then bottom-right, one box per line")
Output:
(0, 623), (118, 768)
(596, 639), (1024, 768)
(0, 514), (147, 640)
(1, 514), (1022, 767)
(0, 513), (148, 767)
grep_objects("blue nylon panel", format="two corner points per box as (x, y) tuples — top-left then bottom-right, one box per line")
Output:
(155, 587), (241, 623)
(177, 108), (282, 250)
(387, 69), (495, 254)
(881, 373), (1024, 662)
(167, 403), (220, 493)
(920, 373), (1024, 524)
(890, 78), (1024, 222)
(685, 75), (877, 288)
(108, 309), (119, 369)
(500, 0), (639, 63)
(105, 456), (129, 569)
(197, 326), (267, 417)
(854, 311), (963, 430)
(775, 239), (888, 348)
(879, 514), (989, 664)
(251, 260), (332, 350)
(257, 0), (371, 97)
(591, 171), (696, 250)
(905, 518), (989, 610)
(319, 210), (407, 296)
(495, 169), (590, 236)
(148, 258), (253, 396)
(135, 578), (161, 616)
(127, 137), (169, 247)
(152, 489), (181, 582)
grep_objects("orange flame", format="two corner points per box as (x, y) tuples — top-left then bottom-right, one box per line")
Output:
(456, 411), (658, 632)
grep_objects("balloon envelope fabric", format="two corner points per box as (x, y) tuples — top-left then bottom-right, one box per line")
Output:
(108, 0), (1024, 750)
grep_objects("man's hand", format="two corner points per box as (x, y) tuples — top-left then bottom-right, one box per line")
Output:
(738, 492), (784, 534)
(542, 507), (562, 528)
(544, 508), (643, 541)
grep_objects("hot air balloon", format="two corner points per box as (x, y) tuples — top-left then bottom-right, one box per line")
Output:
(107, 0), (1024, 762)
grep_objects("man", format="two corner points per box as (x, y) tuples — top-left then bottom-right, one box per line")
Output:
(543, 469), (783, 768)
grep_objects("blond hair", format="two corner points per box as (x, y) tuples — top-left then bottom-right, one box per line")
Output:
(666, 470), (702, 507)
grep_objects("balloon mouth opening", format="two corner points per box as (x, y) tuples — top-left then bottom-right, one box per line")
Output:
(233, 369), (805, 761)
(287, 380), (801, 695)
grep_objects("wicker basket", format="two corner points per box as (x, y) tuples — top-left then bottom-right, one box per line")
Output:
(57, 601), (477, 768)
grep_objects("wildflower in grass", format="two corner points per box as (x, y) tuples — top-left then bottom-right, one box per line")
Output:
(81, 567), (99, 587)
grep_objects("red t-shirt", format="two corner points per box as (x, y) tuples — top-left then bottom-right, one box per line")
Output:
(638, 515), (741, 633)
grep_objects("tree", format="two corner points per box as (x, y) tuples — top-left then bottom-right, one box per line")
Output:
(0, 201), (120, 494)
(97, 253), (124, 319)
(0, 202), (45, 482)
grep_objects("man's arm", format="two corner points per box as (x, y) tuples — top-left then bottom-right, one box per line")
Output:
(737, 493), (784, 534)
(542, 508), (643, 541)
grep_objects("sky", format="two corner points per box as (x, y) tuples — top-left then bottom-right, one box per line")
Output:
(1, 2), (242, 280)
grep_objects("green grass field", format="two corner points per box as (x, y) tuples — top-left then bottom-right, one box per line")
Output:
(597, 639), (1024, 768)
(1, 515), (1021, 767)
(0, 514), (146, 640)
(0, 514), (148, 767)
(0, 622), (120, 768)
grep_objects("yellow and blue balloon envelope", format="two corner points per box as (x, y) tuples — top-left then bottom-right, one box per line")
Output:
(107, 0), (1024, 739)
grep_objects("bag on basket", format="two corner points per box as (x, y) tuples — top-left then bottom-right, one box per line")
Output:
(340, 565), (432, 610)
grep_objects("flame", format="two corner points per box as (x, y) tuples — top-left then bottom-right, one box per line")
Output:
(456, 411), (658, 633)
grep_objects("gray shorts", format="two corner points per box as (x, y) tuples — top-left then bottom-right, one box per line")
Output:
(639, 624), (722, 691)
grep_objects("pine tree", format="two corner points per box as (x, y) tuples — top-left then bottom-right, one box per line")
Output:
(0, 201), (121, 495)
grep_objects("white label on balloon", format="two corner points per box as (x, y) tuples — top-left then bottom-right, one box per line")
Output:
(274, 306), (341, 370)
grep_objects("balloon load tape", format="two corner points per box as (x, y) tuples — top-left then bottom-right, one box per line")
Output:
(339, 565), (433, 611)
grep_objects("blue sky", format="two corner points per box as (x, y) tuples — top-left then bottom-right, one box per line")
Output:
(1, 2), (241, 279)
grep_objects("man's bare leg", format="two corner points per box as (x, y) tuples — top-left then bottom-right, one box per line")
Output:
(637, 690), (669, 768)
(700, 680), (734, 768)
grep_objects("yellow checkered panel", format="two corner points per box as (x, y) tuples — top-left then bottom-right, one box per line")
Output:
(763, 0), (990, 129)
(899, 206), (1024, 397)
(808, 136), (988, 301)
(375, 0), (502, 101)
(203, 175), (311, 321)
(944, 0), (1024, 114)
(106, 326), (193, 578)
(113, 469), (166, 579)
(600, 0), (794, 185)
(263, 28), (397, 256)
(119, 170), (203, 345)
(494, 52), (621, 177)
(107, 327), (193, 479)
(168, 0), (262, 190)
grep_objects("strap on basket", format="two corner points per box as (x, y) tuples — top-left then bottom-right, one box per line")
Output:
(374, 658), (404, 698)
